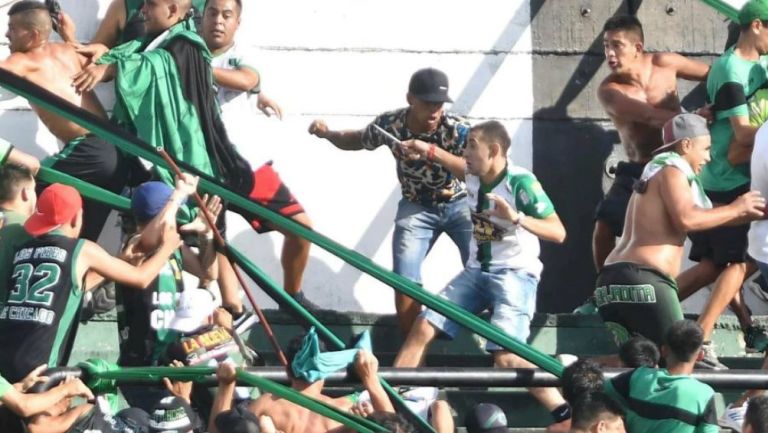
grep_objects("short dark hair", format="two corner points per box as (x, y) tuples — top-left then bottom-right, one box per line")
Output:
(8, 1), (51, 31)
(746, 395), (768, 433)
(8, 0), (46, 16)
(664, 320), (704, 363)
(0, 164), (34, 203)
(571, 392), (624, 431)
(562, 359), (604, 404)
(204, 0), (242, 13)
(285, 332), (326, 380)
(602, 15), (644, 43)
(367, 412), (418, 433)
(470, 120), (512, 153)
(619, 336), (661, 368)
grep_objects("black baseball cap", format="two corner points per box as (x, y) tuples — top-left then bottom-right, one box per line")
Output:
(408, 68), (453, 103)
(115, 407), (152, 433)
(465, 403), (510, 433)
(214, 405), (261, 433)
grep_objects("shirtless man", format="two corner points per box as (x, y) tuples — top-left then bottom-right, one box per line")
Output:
(0, 1), (136, 241)
(594, 113), (764, 350)
(594, 15), (709, 270)
(209, 338), (393, 433)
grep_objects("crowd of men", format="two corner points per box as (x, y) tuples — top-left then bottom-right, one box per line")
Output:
(2, 0), (768, 432)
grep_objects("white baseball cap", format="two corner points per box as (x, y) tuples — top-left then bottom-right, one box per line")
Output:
(168, 289), (217, 333)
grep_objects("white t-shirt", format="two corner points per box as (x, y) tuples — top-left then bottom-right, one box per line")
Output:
(210, 43), (265, 162)
(464, 163), (555, 278)
(748, 123), (768, 263)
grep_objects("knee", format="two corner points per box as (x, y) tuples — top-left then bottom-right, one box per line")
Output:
(494, 351), (528, 368)
(292, 212), (312, 229)
(409, 318), (436, 344)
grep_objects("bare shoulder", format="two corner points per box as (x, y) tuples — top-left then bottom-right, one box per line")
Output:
(651, 52), (689, 70)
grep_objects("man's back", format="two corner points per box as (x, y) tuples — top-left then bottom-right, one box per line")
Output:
(4, 43), (107, 142)
(608, 167), (688, 276)
(605, 366), (718, 433)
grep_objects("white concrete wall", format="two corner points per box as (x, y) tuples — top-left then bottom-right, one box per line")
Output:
(0, 0), (535, 312)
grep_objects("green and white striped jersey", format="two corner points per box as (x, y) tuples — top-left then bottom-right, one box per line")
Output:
(465, 164), (555, 277)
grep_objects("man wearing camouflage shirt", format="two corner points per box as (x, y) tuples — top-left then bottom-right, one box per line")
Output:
(309, 68), (472, 335)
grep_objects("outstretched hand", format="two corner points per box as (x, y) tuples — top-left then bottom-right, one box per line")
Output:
(179, 194), (222, 236)
(257, 94), (283, 120)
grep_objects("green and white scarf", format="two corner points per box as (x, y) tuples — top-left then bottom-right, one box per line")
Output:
(641, 152), (712, 209)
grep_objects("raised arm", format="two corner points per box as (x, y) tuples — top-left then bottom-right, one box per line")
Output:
(598, 84), (680, 128)
(658, 167), (764, 231)
(657, 52), (709, 82)
(308, 119), (364, 150)
(179, 194), (222, 282)
(90, 0), (125, 49)
(79, 224), (181, 289)
(354, 350), (394, 413)
(400, 139), (467, 180)
(213, 66), (259, 93)
(208, 362), (237, 433)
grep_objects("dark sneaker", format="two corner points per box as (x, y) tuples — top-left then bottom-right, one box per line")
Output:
(745, 326), (768, 353)
(232, 310), (259, 335)
(282, 292), (321, 312)
(696, 341), (729, 370)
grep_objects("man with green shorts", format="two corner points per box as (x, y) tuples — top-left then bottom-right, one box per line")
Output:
(594, 114), (765, 348)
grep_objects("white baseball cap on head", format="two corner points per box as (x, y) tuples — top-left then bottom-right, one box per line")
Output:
(168, 289), (217, 333)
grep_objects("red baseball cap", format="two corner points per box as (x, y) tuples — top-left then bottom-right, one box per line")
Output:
(25, 184), (83, 237)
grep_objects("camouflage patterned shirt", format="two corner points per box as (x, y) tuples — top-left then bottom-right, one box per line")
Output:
(361, 108), (470, 206)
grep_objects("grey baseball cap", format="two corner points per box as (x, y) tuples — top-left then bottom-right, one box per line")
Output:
(654, 113), (710, 155)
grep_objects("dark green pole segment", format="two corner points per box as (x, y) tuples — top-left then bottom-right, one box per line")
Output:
(37, 166), (131, 212)
(78, 362), (387, 433)
(0, 69), (563, 377)
(698, 0), (738, 21)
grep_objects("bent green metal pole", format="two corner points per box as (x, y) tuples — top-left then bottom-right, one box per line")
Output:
(698, 0), (738, 21)
(77, 362), (387, 433)
(0, 69), (563, 377)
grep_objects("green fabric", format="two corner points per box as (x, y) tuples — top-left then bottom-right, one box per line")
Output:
(739, 0), (768, 25)
(0, 374), (11, 399)
(642, 152), (712, 208)
(291, 327), (372, 383)
(0, 138), (11, 164)
(702, 47), (768, 191)
(605, 367), (719, 433)
(0, 210), (31, 305)
(98, 19), (214, 222)
(49, 239), (85, 366)
(510, 172), (555, 219)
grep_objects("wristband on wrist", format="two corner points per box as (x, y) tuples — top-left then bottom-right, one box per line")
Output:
(427, 144), (437, 163)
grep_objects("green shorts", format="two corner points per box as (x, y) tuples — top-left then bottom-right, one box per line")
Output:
(594, 262), (683, 347)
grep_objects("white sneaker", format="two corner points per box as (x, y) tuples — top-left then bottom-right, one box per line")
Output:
(718, 403), (747, 432)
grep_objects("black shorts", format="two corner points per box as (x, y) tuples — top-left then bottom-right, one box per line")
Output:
(40, 135), (135, 241)
(595, 161), (645, 237)
(689, 184), (751, 266)
(595, 262), (684, 347)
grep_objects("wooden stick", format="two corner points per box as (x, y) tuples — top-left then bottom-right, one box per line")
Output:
(157, 148), (288, 367)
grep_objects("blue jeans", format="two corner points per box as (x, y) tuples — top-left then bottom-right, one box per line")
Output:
(422, 267), (539, 350)
(392, 197), (472, 283)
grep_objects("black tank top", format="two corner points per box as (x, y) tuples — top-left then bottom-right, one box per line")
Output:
(116, 245), (183, 367)
(0, 234), (84, 382)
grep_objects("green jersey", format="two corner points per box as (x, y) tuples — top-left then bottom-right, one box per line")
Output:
(701, 47), (768, 191)
(604, 367), (718, 433)
(0, 209), (31, 305)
